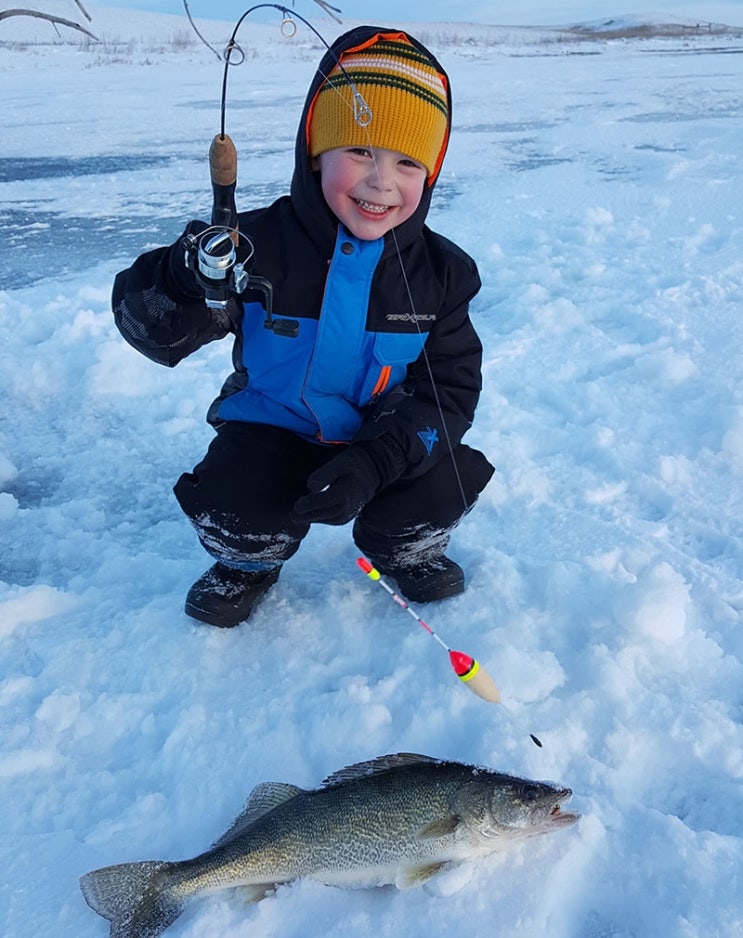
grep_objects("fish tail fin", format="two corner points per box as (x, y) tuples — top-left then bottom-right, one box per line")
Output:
(80, 860), (182, 938)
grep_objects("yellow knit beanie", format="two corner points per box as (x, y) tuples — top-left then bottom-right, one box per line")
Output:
(306, 32), (450, 184)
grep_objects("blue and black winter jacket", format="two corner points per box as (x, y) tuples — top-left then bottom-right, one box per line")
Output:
(112, 26), (484, 480)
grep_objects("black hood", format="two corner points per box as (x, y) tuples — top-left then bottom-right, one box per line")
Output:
(289, 25), (452, 258)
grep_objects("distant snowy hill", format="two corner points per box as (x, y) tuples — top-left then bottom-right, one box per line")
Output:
(3, 1), (742, 50)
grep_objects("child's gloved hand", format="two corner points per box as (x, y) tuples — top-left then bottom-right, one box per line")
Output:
(291, 436), (406, 526)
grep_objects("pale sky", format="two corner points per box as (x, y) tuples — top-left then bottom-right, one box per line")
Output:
(88, 0), (743, 27)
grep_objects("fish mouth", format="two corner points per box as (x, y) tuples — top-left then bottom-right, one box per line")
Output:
(547, 789), (580, 827)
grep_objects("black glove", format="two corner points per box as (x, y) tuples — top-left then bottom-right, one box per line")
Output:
(165, 220), (210, 299)
(291, 436), (406, 526)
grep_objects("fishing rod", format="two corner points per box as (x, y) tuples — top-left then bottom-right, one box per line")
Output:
(179, 0), (341, 333)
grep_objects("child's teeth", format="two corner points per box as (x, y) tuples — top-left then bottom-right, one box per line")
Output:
(357, 199), (387, 214)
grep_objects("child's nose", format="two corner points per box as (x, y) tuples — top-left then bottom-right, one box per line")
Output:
(369, 158), (394, 190)
(370, 170), (393, 191)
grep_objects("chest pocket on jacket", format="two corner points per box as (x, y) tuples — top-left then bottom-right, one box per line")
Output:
(359, 331), (426, 405)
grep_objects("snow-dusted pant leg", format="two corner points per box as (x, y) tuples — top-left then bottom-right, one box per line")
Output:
(352, 444), (494, 571)
(174, 421), (329, 570)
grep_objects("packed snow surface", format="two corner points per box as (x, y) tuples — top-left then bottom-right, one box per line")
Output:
(1, 4), (742, 936)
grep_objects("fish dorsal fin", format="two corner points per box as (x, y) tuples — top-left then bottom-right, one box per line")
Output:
(321, 753), (440, 787)
(212, 782), (304, 848)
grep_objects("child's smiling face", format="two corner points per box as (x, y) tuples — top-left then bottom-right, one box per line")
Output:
(314, 146), (427, 240)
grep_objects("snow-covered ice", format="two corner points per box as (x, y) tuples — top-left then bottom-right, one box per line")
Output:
(1, 3), (742, 936)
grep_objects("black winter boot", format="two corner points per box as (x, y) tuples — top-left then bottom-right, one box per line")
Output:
(185, 563), (280, 628)
(380, 556), (465, 603)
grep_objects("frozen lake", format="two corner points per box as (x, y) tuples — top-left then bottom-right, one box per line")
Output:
(1, 9), (742, 938)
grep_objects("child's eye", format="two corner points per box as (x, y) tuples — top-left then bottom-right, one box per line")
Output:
(400, 158), (425, 171)
(347, 147), (371, 158)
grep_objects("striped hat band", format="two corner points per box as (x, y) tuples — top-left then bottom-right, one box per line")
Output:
(307, 33), (450, 183)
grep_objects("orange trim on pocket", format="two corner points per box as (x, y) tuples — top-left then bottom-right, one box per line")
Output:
(371, 365), (392, 398)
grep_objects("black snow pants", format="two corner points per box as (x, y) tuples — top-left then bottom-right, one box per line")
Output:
(174, 421), (494, 572)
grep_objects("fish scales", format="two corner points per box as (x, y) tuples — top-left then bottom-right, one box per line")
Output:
(172, 761), (473, 891)
(80, 753), (579, 937)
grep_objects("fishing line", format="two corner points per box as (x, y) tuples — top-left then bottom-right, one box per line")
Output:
(182, 0), (221, 60)
(183, 1), (349, 141)
(357, 557), (543, 744)
(385, 219), (471, 514)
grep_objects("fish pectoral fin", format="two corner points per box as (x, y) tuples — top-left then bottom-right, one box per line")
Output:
(234, 883), (276, 905)
(417, 814), (461, 840)
(212, 782), (305, 848)
(397, 862), (448, 888)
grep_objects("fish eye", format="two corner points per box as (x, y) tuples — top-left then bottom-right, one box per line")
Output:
(520, 784), (541, 802)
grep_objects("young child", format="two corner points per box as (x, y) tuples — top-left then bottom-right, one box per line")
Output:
(112, 26), (494, 628)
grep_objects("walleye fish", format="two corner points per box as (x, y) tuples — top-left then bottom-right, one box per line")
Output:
(80, 752), (579, 937)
